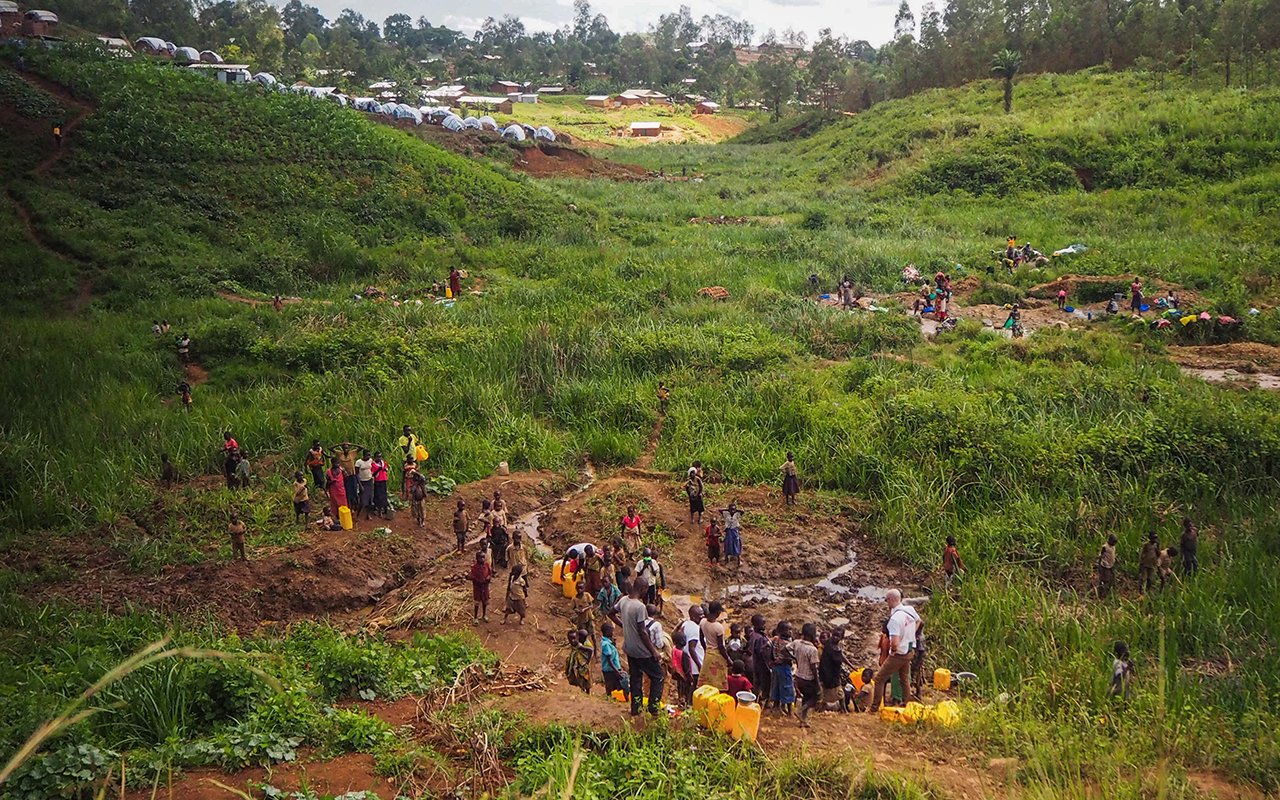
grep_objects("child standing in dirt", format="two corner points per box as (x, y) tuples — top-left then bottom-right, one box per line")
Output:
(503, 563), (529, 625)
(621, 505), (644, 558)
(769, 621), (796, 714)
(506, 530), (527, 573)
(780, 454), (799, 506)
(451, 500), (470, 551)
(574, 585), (597, 648)
(470, 550), (493, 623)
(599, 622), (629, 699)
(670, 628), (695, 706)
(1056, 288), (1067, 310)
(721, 502), (744, 567)
(565, 629), (593, 693)
(409, 472), (427, 528)
(292, 471), (310, 525)
(942, 535), (965, 589)
(228, 511), (247, 561)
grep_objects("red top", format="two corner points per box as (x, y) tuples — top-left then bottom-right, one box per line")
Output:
(371, 460), (389, 482)
(726, 674), (753, 696)
(705, 526), (720, 547)
(470, 561), (492, 586)
(224, 438), (239, 451)
(622, 514), (642, 530)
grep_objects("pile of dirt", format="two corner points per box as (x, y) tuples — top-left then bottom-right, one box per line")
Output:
(513, 143), (649, 181)
(1168, 343), (1280, 371)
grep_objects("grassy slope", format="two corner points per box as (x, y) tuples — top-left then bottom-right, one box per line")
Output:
(600, 70), (1280, 309)
(3, 55), (1280, 795)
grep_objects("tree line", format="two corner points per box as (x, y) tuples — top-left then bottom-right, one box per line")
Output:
(46, 0), (1280, 115)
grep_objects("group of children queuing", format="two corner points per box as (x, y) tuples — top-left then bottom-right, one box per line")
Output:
(1094, 517), (1198, 598)
(464, 490), (533, 624)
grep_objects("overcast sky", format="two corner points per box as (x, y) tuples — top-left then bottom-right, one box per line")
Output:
(306, 0), (907, 47)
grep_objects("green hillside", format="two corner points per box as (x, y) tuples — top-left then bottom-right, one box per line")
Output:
(3, 50), (1280, 800)
(5, 49), (566, 305)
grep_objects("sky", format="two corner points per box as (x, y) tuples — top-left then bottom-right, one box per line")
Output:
(306, 0), (907, 48)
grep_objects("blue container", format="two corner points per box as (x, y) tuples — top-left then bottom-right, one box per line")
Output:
(923, 306), (934, 313)
(1140, 304), (1150, 312)
(1063, 306), (1075, 313)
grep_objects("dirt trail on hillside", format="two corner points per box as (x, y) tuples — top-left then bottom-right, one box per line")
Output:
(3, 69), (97, 312)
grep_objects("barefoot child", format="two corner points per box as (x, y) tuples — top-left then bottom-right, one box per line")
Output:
(470, 550), (493, 622)
(670, 628), (695, 706)
(566, 630), (593, 694)
(705, 517), (722, 566)
(503, 564), (529, 624)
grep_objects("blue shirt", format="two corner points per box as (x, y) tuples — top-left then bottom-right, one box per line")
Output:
(600, 637), (622, 673)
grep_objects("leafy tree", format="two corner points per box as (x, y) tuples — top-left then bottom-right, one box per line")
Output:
(756, 47), (796, 121)
(807, 28), (848, 110)
(990, 48), (1022, 113)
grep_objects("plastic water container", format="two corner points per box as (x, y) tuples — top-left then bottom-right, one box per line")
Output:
(1063, 305), (1075, 313)
(933, 668), (952, 691)
(880, 706), (907, 724)
(338, 505), (353, 531)
(903, 701), (928, 723)
(1140, 304), (1150, 312)
(692, 685), (719, 724)
(561, 570), (580, 599)
(414, 444), (429, 463)
(707, 692), (735, 731)
(933, 699), (961, 727)
(551, 559), (565, 585)
(731, 692), (761, 741)
(610, 689), (627, 703)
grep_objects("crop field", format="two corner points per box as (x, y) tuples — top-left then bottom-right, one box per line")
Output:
(2, 47), (1280, 800)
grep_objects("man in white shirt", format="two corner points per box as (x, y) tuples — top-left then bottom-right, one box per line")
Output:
(678, 605), (705, 685)
(354, 450), (374, 511)
(868, 589), (922, 712)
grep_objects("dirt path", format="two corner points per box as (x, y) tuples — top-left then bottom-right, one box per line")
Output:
(634, 411), (664, 470)
(4, 70), (97, 312)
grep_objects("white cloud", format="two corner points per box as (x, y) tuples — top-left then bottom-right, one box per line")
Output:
(305, 0), (905, 45)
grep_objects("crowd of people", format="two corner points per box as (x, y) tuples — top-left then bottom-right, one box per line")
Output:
(563, 573), (928, 727)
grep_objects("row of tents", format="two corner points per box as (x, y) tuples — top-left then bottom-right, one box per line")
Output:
(259, 75), (557, 142)
(133, 37), (556, 142)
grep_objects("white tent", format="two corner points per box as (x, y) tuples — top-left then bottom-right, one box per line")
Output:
(441, 114), (465, 132)
(173, 46), (200, 62)
(198, 49), (223, 63)
(134, 37), (167, 54)
(392, 104), (423, 124)
(251, 72), (276, 86)
(478, 115), (499, 131)
(378, 102), (397, 115)
(354, 98), (380, 112)
(534, 126), (556, 142)
(462, 116), (482, 129)
(328, 93), (348, 107)
(502, 124), (526, 141)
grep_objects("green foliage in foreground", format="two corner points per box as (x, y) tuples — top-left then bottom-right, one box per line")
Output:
(508, 723), (943, 800)
(0, 606), (490, 798)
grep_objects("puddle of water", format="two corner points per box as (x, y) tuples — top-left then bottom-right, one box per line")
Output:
(510, 463), (597, 557)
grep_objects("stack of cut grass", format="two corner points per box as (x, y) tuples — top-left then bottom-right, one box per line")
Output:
(366, 586), (467, 631)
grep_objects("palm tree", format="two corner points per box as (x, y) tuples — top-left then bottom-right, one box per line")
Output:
(991, 49), (1022, 114)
